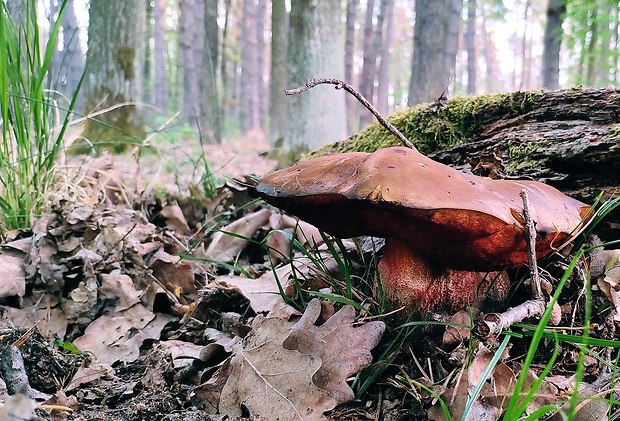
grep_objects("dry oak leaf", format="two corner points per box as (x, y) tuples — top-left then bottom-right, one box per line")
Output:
(283, 299), (386, 403)
(219, 314), (337, 420)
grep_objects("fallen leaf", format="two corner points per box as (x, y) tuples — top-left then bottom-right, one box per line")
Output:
(219, 314), (336, 420)
(206, 208), (272, 261)
(216, 264), (290, 313)
(161, 203), (191, 235)
(73, 304), (174, 365)
(0, 252), (26, 298)
(443, 310), (473, 346)
(598, 266), (620, 321)
(99, 272), (143, 311)
(283, 299), (386, 403)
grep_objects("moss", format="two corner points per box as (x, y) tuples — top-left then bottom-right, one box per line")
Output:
(307, 90), (543, 159)
(505, 139), (549, 171)
(116, 47), (135, 80)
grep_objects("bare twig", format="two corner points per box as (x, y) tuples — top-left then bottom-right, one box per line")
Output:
(520, 189), (543, 300)
(474, 189), (548, 338)
(285, 78), (417, 151)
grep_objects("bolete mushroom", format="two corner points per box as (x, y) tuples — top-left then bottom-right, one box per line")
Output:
(255, 146), (591, 317)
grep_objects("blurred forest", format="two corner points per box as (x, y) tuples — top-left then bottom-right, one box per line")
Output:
(34, 0), (620, 153)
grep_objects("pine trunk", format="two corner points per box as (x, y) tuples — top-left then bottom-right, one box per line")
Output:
(408, 0), (453, 106)
(344, 0), (359, 135)
(83, 0), (145, 152)
(179, 0), (205, 127)
(286, 0), (347, 154)
(465, 0), (476, 94)
(377, 0), (394, 116)
(153, 0), (169, 112)
(269, 0), (288, 147)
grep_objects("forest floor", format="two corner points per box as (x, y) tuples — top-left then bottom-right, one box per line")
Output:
(0, 135), (619, 421)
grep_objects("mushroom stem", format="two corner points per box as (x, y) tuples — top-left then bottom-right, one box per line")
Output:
(377, 238), (509, 318)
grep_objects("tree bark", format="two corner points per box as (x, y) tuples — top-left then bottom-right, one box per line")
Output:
(240, 0), (260, 133)
(153, 0), (169, 112)
(285, 0), (347, 155)
(51, 0), (85, 110)
(408, 0), (453, 106)
(203, 0), (221, 143)
(465, 0), (476, 94)
(444, 0), (463, 90)
(377, 0), (394, 116)
(359, 0), (388, 129)
(255, 0), (267, 131)
(83, 0), (145, 152)
(344, 0), (359, 135)
(269, 0), (288, 148)
(179, 0), (205, 127)
(542, 0), (565, 90)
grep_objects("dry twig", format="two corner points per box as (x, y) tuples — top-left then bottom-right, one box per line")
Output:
(285, 78), (416, 150)
(474, 189), (548, 338)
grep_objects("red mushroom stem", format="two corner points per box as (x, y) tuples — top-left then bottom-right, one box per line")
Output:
(377, 238), (509, 318)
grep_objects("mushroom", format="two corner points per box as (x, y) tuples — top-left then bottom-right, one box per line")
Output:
(255, 146), (592, 317)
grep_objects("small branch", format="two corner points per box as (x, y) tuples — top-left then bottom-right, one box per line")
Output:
(285, 78), (417, 151)
(520, 189), (543, 300)
(474, 189), (548, 338)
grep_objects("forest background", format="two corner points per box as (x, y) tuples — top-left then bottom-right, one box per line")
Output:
(28, 0), (620, 157)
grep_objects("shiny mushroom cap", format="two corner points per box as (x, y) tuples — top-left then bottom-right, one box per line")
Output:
(256, 147), (591, 272)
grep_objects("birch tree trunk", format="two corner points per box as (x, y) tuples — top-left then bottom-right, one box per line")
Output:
(83, 0), (145, 152)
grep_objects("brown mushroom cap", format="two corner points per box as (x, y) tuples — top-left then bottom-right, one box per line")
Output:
(256, 146), (591, 272)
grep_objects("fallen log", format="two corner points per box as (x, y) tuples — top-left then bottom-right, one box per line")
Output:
(316, 87), (620, 242)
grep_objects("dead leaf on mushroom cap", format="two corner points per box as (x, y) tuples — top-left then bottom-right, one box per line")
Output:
(256, 146), (591, 271)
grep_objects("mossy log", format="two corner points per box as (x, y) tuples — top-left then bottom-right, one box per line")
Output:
(313, 87), (620, 242)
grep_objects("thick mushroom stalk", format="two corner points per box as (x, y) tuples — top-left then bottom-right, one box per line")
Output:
(378, 238), (509, 316)
(255, 147), (592, 317)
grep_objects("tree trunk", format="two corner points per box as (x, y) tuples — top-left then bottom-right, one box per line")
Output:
(357, 0), (375, 129)
(220, 0), (232, 122)
(50, 0), (85, 110)
(344, 0), (359, 135)
(153, 0), (169, 112)
(331, 88), (620, 241)
(240, 0), (260, 133)
(359, 0), (388, 129)
(83, 0), (145, 152)
(255, 0), (267, 131)
(203, 0), (221, 143)
(444, 0), (463, 92)
(481, 17), (499, 93)
(269, 0), (288, 148)
(465, 0), (476, 94)
(408, 0), (453, 106)
(377, 0), (394, 116)
(286, 0), (347, 155)
(585, 4), (598, 86)
(542, 0), (565, 90)
(178, 0), (205, 127)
